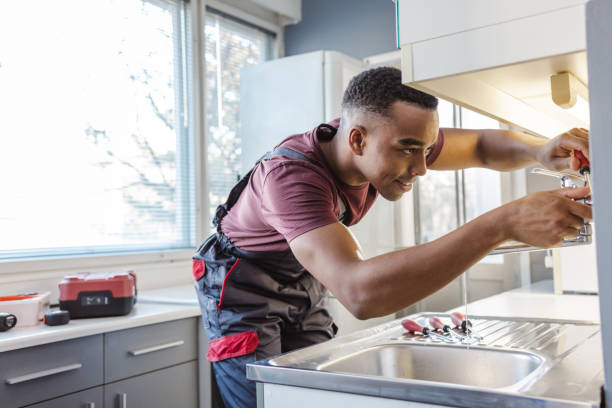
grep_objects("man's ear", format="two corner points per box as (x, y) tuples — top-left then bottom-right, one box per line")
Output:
(348, 126), (367, 156)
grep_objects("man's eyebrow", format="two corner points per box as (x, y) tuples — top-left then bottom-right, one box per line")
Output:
(397, 138), (425, 146)
(397, 138), (437, 150)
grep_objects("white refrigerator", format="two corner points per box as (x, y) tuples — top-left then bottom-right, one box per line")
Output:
(240, 50), (414, 335)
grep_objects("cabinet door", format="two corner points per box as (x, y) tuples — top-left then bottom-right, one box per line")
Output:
(0, 335), (103, 408)
(104, 318), (197, 382)
(104, 361), (197, 408)
(28, 386), (103, 408)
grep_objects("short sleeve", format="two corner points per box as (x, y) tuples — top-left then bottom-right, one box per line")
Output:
(260, 163), (339, 243)
(426, 128), (445, 166)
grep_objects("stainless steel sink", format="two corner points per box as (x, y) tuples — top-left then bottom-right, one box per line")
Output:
(316, 343), (544, 389)
(249, 313), (603, 407)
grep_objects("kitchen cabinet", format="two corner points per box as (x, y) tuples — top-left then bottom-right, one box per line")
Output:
(0, 317), (207, 408)
(0, 335), (103, 408)
(104, 361), (198, 408)
(396, 0), (589, 137)
(27, 387), (103, 408)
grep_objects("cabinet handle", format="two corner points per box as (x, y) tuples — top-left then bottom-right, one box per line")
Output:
(128, 340), (184, 356)
(5, 363), (82, 385)
(117, 392), (127, 408)
(83, 403), (95, 408)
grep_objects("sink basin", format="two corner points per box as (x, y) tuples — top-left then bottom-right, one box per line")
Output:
(316, 343), (544, 389)
(250, 315), (602, 407)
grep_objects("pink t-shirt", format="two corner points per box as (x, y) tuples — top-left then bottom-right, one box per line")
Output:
(221, 118), (444, 252)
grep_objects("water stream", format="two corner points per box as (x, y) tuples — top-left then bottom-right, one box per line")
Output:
(461, 271), (472, 348)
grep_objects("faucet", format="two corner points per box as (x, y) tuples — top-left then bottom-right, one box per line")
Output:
(490, 168), (592, 255)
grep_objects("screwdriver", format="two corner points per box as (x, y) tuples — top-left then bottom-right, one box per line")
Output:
(429, 316), (465, 342)
(574, 150), (591, 190)
(401, 319), (453, 343)
(450, 311), (472, 333)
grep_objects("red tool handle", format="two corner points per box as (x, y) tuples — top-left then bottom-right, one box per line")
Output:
(450, 312), (465, 327)
(574, 150), (590, 168)
(402, 319), (423, 333)
(429, 316), (445, 330)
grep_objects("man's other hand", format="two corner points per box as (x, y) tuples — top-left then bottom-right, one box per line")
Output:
(502, 186), (592, 248)
(536, 128), (590, 171)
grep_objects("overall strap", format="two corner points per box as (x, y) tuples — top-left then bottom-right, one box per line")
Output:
(212, 146), (314, 229)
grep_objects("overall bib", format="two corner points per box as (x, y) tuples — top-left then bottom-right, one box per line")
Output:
(193, 147), (337, 408)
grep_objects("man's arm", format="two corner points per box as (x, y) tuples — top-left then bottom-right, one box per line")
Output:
(290, 187), (591, 319)
(430, 127), (590, 172)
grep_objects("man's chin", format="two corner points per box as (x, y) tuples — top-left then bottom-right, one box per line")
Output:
(378, 188), (407, 201)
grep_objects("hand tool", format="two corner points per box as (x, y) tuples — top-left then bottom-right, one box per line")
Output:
(429, 316), (466, 342)
(0, 312), (17, 331)
(402, 319), (453, 342)
(450, 311), (472, 332)
(574, 150), (591, 190)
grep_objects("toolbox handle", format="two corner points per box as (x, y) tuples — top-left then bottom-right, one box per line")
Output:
(5, 363), (82, 385)
(128, 340), (184, 356)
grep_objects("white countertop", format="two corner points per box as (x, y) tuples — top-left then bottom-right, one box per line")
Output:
(450, 280), (601, 322)
(0, 284), (201, 353)
(1, 280), (601, 353)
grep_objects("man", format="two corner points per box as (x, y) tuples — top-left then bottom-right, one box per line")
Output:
(193, 67), (591, 407)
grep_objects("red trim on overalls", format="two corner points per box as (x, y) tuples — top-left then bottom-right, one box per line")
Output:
(206, 330), (259, 362)
(217, 258), (241, 311)
(192, 259), (206, 281)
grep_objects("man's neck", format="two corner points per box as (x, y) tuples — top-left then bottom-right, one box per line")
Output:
(318, 128), (367, 187)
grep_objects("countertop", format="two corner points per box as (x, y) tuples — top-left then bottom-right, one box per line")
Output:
(0, 284), (200, 353)
(450, 280), (600, 323)
(1, 280), (601, 354)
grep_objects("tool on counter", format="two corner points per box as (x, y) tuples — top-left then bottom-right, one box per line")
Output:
(43, 310), (70, 326)
(429, 316), (467, 342)
(0, 292), (50, 328)
(450, 312), (485, 342)
(574, 150), (591, 190)
(450, 311), (472, 332)
(0, 312), (18, 331)
(401, 319), (453, 343)
(59, 270), (137, 318)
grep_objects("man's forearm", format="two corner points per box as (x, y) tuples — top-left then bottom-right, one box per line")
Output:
(349, 206), (510, 318)
(476, 129), (547, 171)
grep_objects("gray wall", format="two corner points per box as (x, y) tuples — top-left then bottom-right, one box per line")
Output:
(284, 0), (397, 59)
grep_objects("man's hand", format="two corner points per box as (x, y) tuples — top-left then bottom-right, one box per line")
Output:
(535, 128), (590, 171)
(501, 186), (592, 247)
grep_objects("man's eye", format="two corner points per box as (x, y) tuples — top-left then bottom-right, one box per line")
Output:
(403, 148), (419, 154)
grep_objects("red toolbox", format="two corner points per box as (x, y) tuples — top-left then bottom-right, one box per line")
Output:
(59, 271), (137, 318)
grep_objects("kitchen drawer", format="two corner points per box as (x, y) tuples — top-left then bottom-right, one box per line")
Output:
(104, 361), (198, 408)
(27, 386), (103, 408)
(104, 318), (197, 382)
(0, 335), (103, 408)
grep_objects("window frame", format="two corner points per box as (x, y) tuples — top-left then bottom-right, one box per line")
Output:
(0, 0), (282, 279)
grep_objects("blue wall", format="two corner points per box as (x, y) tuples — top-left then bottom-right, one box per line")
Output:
(284, 0), (397, 59)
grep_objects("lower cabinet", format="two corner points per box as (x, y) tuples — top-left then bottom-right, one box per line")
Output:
(27, 387), (103, 408)
(104, 361), (198, 408)
(0, 317), (209, 408)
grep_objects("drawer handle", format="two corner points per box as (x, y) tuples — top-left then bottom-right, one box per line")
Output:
(128, 340), (184, 356)
(117, 392), (127, 408)
(5, 363), (83, 385)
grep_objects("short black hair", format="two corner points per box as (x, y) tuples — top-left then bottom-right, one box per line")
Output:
(341, 67), (438, 116)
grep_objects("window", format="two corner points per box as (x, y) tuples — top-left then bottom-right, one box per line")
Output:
(416, 101), (504, 262)
(0, 0), (194, 259)
(416, 99), (459, 242)
(204, 8), (276, 231)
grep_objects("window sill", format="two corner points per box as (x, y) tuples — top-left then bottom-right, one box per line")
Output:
(0, 248), (195, 276)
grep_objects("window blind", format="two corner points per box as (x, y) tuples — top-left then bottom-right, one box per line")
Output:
(0, 0), (195, 259)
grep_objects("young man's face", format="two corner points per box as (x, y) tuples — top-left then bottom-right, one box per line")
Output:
(354, 101), (439, 201)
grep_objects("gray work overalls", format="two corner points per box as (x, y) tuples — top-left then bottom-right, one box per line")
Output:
(193, 145), (339, 408)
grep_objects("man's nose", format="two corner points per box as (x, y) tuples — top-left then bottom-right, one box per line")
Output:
(410, 151), (427, 177)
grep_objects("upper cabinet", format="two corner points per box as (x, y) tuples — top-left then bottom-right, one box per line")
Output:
(396, 0), (589, 137)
